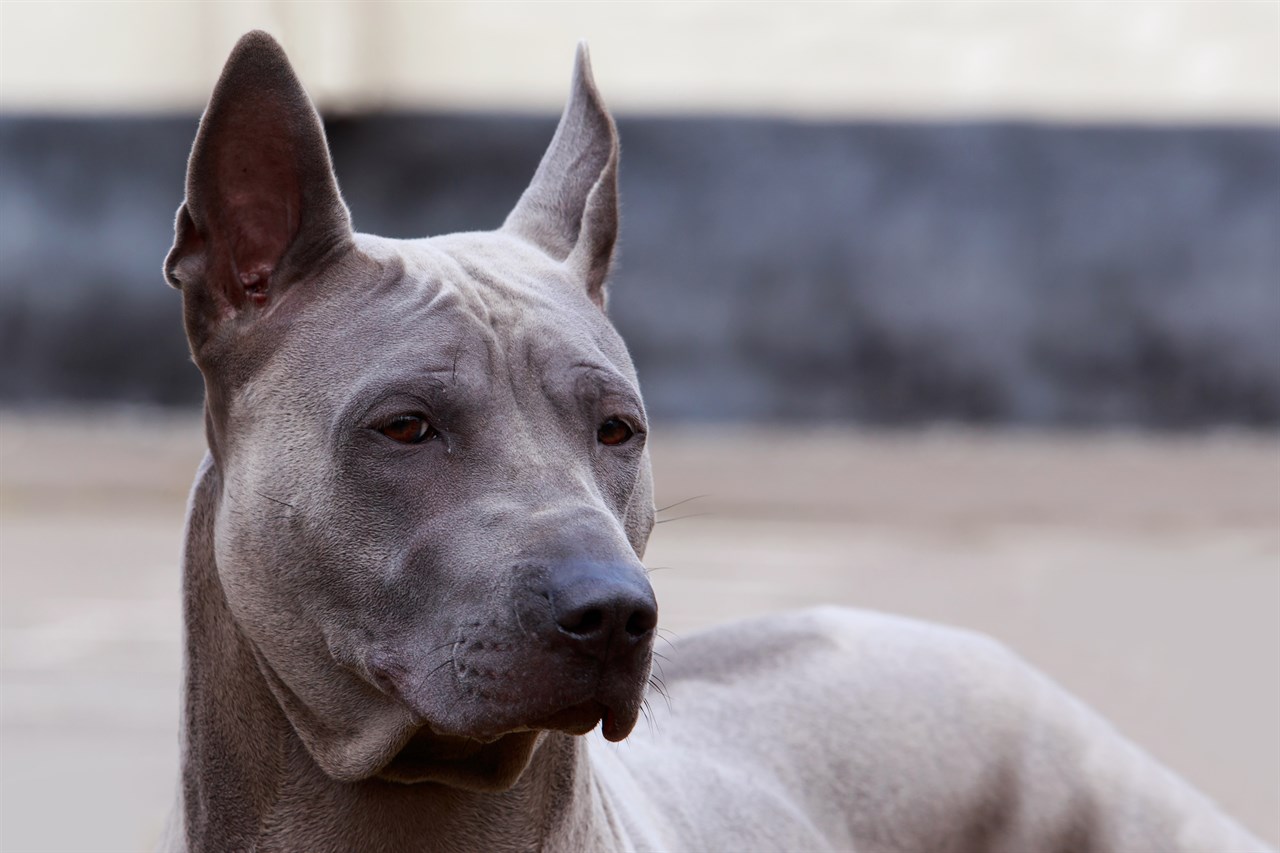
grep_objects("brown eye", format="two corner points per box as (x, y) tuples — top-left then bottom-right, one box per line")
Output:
(597, 417), (634, 446)
(378, 415), (436, 444)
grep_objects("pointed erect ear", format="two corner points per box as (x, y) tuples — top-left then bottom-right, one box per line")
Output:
(164, 31), (351, 349)
(504, 42), (619, 309)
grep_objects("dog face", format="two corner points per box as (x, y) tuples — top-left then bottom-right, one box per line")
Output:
(165, 32), (656, 790)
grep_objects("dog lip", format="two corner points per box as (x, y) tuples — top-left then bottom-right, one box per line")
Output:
(600, 701), (641, 742)
(379, 699), (605, 780)
(526, 699), (609, 736)
(412, 696), (623, 743)
(362, 636), (651, 744)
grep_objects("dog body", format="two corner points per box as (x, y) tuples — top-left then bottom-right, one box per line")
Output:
(162, 32), (1269, 852)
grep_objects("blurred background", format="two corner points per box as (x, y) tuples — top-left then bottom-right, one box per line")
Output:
(1, 1), (1277, 850)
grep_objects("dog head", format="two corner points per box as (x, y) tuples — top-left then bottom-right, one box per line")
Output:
(165, 31), (656, 791)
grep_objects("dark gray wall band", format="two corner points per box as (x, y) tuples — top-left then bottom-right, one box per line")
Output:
(2, 115), (1277, 426)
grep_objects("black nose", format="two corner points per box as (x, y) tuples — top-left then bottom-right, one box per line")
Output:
(547, 562), (657, 660)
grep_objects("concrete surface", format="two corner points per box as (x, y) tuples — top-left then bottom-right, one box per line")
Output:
(1, 411), (1277, 851)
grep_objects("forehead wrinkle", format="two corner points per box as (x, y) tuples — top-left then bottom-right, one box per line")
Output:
(397, 240), (499, 325)
(407, 241), (571, 389)
(394, 235), (636, 407)
(442, 262), (572, 442)
(369, 242), (499, 361)
(436, 238), (563, 316)
(259, 244), (492, 424)
(444, 260), (611, 383)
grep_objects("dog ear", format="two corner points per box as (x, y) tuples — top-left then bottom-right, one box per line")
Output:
(504, 42), (619, 309)
(164, 30), (352, 349)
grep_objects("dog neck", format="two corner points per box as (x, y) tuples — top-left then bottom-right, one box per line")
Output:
(175, 454), (624, 852)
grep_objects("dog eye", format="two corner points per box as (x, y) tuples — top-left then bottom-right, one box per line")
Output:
(597, 418), (634, 446)
(377, 415), (437, 444)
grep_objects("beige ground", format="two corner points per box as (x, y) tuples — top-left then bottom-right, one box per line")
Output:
(1, 411), (1277, 851)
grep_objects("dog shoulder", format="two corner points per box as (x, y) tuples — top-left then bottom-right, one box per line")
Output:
(653, 608), (1271, 852)
(659, 609), (1033, 771)
(643, 609), (1036, 849)
(662, 605), (1028, 706)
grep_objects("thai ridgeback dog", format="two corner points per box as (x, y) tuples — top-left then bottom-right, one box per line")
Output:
(160, 30), (1271, 853)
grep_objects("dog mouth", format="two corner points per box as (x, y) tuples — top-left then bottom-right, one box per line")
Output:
(362, 644), (649, 747)
(377, 699), (629, 786)
(515, 691), (643, 743)
(525, 699), (611, 737)
(408, 696), (625, 744)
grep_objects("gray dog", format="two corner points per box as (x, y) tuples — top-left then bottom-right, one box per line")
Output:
(160, 31), (1270, 853)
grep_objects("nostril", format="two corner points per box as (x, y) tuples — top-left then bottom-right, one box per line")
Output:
(543, 562), (658, 650)
(559, 607), (605, 637)
(625, 607), (657, 638)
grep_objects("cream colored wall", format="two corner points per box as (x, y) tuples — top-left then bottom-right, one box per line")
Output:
(2, 0), (1278, 120)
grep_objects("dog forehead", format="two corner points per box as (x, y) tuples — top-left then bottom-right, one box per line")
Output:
(252, 232), (636, 408)
(357, 231), (634, 371)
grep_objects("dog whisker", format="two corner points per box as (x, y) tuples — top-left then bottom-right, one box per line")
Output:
(408, 656), (457, 698)
(424, 639), (459, 657)
(252, 489), (298, 510)
(654, 494), (710, 515)
(648, 673), (674, 714)
(639, 699), (656, 737)
(653, 512), (710, 525)
(424, 657), (456, 679)
(440, 686), (470, 723)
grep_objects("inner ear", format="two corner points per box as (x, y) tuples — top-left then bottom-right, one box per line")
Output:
(204, 103), (303, 303)
(165, 31), (351, 327)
